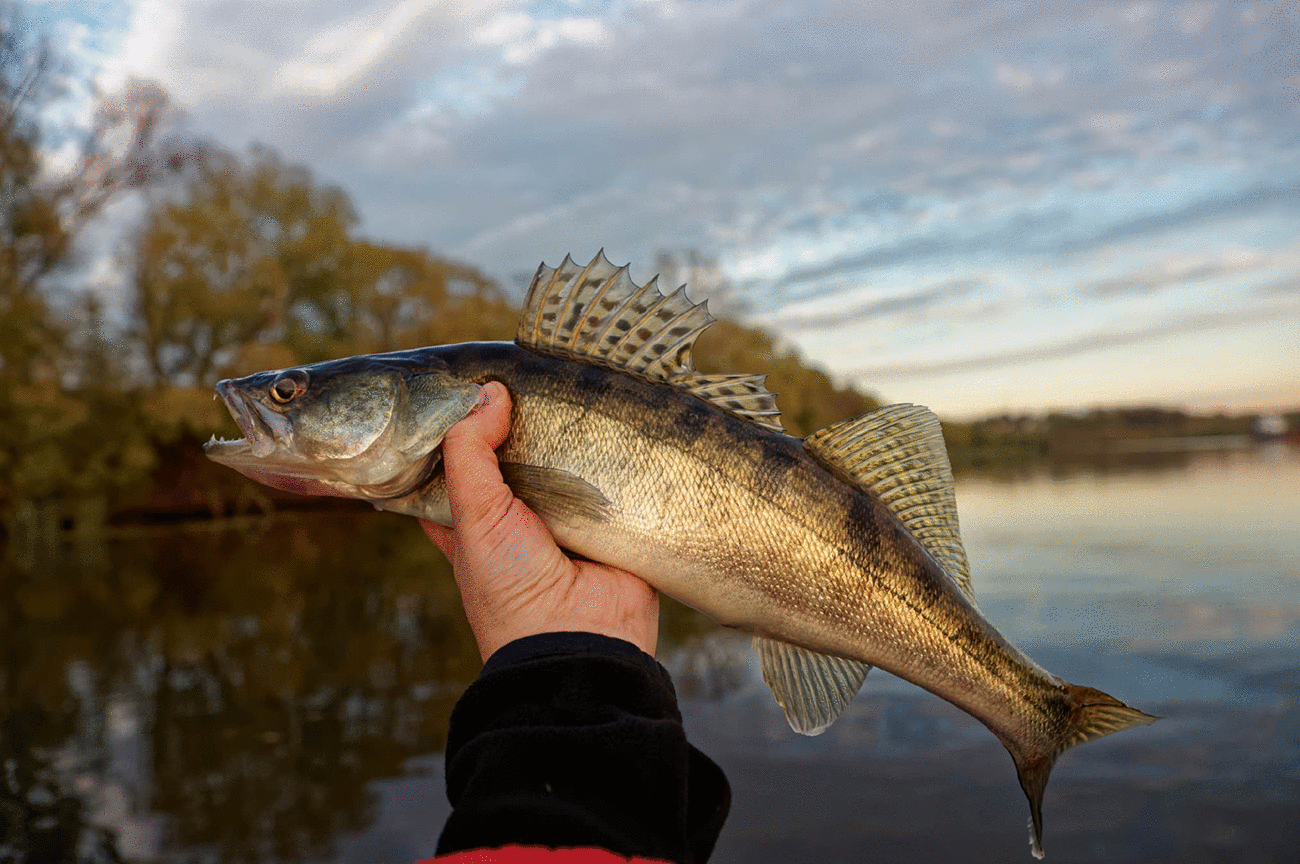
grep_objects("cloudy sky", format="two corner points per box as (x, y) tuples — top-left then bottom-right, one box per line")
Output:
(36, 0), (1300, 417)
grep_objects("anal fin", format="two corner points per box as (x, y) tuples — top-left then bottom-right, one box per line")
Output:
(753, 636), (871, 735)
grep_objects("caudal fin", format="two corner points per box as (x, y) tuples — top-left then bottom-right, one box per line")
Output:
(1014, 683), (1158, 859)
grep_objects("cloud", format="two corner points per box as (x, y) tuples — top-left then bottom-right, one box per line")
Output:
(760, 209), (1073, 298)
(1258, 278), (1300, 297)
(1079, 249), (1277, 299)
(846, 302), (1300, 382)
(273, 0), (451, 96)
(475, 11), (610, 65)
(756, 180), (1300, 303)
(773, 278), (985, 331)
(112, 0), (509, 130)
(111, 0), (1300, 279)
(1052, 181), (1300, 258)
(66, 0), (1300, 415)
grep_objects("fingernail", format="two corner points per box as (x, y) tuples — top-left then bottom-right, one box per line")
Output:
(470, 383), (494, 414)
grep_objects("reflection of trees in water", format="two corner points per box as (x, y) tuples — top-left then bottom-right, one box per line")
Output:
(953, 447), (1251, 485)
(0, 709), (124, 863)
(663, 634), (750, 701)
(1, 513), (482, 862)
(0, 510), (756, 862)
(1, 500), (127, 862)
(980, 442), (1294, 487)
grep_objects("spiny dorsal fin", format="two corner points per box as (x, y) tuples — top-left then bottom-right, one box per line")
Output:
(804, 404), (972, 598)
(517, 251), (783, 431)
(753, 636), (872, 735)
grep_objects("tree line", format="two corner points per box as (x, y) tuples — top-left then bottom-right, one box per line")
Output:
(0, 18), (875, 537)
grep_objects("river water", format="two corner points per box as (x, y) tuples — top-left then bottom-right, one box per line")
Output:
(1, 443), (1296, 863)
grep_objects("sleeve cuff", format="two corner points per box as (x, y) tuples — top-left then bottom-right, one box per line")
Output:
(482, 632), (662, 678)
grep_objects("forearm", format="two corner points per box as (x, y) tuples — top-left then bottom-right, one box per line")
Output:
(437, 633), (730, 864)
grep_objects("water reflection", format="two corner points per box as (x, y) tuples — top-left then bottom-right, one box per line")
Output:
(1, 445), (1297, 862)
(1, 512), (480, 862)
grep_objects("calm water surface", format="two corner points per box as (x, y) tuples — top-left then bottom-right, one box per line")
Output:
(2, 445), (1297, 863)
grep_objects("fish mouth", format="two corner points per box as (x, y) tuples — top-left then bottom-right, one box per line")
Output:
(204, 381), (291, 462)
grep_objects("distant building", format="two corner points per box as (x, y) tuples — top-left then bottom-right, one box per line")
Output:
(1252, 413), (1288, 440)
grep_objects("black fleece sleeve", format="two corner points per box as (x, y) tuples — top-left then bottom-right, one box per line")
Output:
(436, 632), (731, 864)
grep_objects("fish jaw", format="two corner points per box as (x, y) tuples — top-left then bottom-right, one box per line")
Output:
(205, 382), (352, 496)
(206, 380), (296, 463)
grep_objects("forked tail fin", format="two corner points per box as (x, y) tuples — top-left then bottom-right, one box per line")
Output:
(1015, 683), (1158, 859)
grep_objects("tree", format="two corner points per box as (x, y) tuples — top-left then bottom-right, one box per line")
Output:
(0, 7), (182, 521)
(1, 13), (71, 388)
(325, 240), (513, 357)
(131, 144), (358, 387)
(129, 145), (515, 386)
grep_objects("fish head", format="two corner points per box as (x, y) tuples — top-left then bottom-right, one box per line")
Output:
(204, 354), (482, 501)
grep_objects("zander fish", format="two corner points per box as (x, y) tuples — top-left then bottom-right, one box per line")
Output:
(205, 252), (1156, 857)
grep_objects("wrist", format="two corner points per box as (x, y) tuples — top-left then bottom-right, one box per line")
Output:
(472, 617), (657, 663)
(481, 632), (661, 674)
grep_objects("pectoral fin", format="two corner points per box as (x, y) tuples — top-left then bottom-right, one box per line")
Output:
(499, 463), (612, 524)
(754, 636), (872, 735)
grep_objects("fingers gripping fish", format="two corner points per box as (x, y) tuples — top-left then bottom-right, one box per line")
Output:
(205, 252), (1157, 858)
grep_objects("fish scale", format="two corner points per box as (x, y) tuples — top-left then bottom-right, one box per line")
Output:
(204, 251), (1158, 859)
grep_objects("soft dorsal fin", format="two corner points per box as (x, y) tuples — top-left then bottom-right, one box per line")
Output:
(753, 636), (872, 735)
(804, 404), (973, 598)
(517, 251), (784, 432)
(680, 373), (783, 432)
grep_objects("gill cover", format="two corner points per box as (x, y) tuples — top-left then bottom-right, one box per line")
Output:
(317, 368), (482, 497)
(394, 371), (483, 459)
(352, 370), (483, 499)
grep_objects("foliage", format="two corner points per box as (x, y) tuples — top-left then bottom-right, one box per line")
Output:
(0, 48), (880, 532)
(0, 11), (185, 524)
(0, 11), (520, 530)
(131, 143), (359, 387)
(129, 144), (516, 391)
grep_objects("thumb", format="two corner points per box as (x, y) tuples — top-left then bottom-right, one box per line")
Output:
(441, 381), (516, 538)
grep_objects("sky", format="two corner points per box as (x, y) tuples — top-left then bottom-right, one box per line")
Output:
(29, 0), (1300, 418)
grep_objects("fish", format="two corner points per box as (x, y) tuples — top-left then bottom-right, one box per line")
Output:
(204, 251), (1156, 858)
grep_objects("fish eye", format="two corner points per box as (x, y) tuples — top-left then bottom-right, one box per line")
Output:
(269, 370), (308, 404)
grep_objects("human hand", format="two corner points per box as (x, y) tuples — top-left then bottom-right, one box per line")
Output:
(421, 381), (659, 662)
